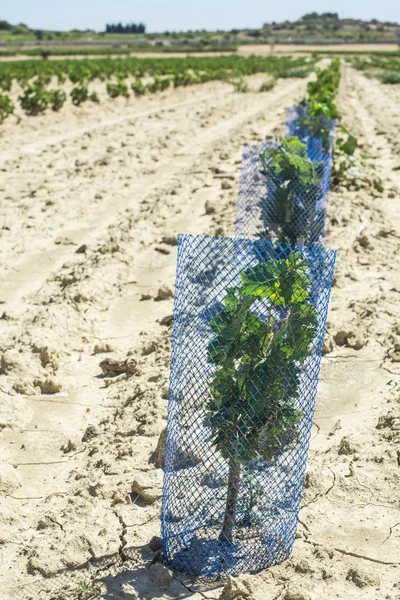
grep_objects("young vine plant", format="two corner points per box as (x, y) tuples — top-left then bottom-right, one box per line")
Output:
(299, 59), (341, 151)
(258, 137), (325, 246)
(205, 251), (318, 544)
(0, 93), (14, 123)
(333, 126), (383, 192)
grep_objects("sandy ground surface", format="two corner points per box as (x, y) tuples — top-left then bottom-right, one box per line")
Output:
(0, 68), (399, 600)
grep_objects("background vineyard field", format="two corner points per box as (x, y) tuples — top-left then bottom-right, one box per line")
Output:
(0, 55), (315, 120)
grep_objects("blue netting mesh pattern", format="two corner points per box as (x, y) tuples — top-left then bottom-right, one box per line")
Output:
(286, 105), (336, 153)
(161, 234), (336, 578)
(235, 139), (332, 245)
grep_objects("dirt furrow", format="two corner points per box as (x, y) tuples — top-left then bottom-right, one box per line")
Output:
(0, 85), (232, 161)
(0, 77), (302, 291)
(347, 69), (400, 160)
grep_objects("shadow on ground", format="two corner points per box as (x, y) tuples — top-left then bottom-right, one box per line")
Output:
(19, 543), (223, 600)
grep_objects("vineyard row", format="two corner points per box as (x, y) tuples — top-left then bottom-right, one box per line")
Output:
(0, 55), (314, 121)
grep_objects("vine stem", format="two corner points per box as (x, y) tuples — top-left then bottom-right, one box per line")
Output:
(219, 457), (241, 545)
(261, 306), (273, 355)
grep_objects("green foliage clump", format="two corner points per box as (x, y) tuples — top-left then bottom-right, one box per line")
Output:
(56, 71), (66, 85)
(131, 79), (147, 97)
(89, 91), (100, 103)
(351, 55), (400, 85)
(333, 127), (383, 192)
(351, 57), (370, 70)
(0, 74), (12, 92)
(259, 76), (276, 92)
(278, 66), (313, 79)
(230, 75), (249, 93)
(20, 84), (69, 114)
(173, 71), (199, 87)
(335, 127), (357, 157)
(16, 75), (28, 88)
(259, 137), (325, 246)
(206, 251), (317, 543)
(71, 85), (88, 106)
(106, 80), (130, 98)
(377, 70), (400, 84)
(19, 83), (49, 115)
(49, 88), (67, 111)
(300, 59), (341, 150)
(147, 75), (171, 93)
(303, 59), (340, 116)
(69, 65), (92, 84)
(0, 93), (14, 122)
(70, 86), (100, 106)
(33, 73), (52, 86)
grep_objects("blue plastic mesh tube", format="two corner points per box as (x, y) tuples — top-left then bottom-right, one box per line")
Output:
(235, 140), (332, 244)
(286, 105), (336, 154)
(161, 234), (336, 578)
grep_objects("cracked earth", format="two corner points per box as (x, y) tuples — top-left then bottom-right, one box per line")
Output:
(0, 67), (399, 600)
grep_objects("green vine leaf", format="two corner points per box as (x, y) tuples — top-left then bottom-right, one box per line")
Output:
(205, 251), (318, 465)
(258, 138), (325, 246)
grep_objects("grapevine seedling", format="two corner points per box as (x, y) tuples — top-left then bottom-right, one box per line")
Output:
(19, 84), (49, 115)
(258, 137), (325, 246)
(230, 75), (249, 93)
(299, 60), (341, 150)
(378, 71), (400, 84)
(106, 81), (130, 99)
(205, 251), (318, 544)
(333, 127), (383, 191)
(71, 86), (89, 106)
(259, 76), (277, 92)
(70, 86), (99, 106)
(49, 89), (67, 111)
(0, 94), (14, 123)
(131, 79), (147, 97)
(0, 75), (12, 92)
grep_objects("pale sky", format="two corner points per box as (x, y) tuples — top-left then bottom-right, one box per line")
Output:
(2, 0), (400, 33)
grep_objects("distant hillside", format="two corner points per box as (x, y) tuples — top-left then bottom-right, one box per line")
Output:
(0, 12), (399, 47)
(0, 19), (96, 42)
